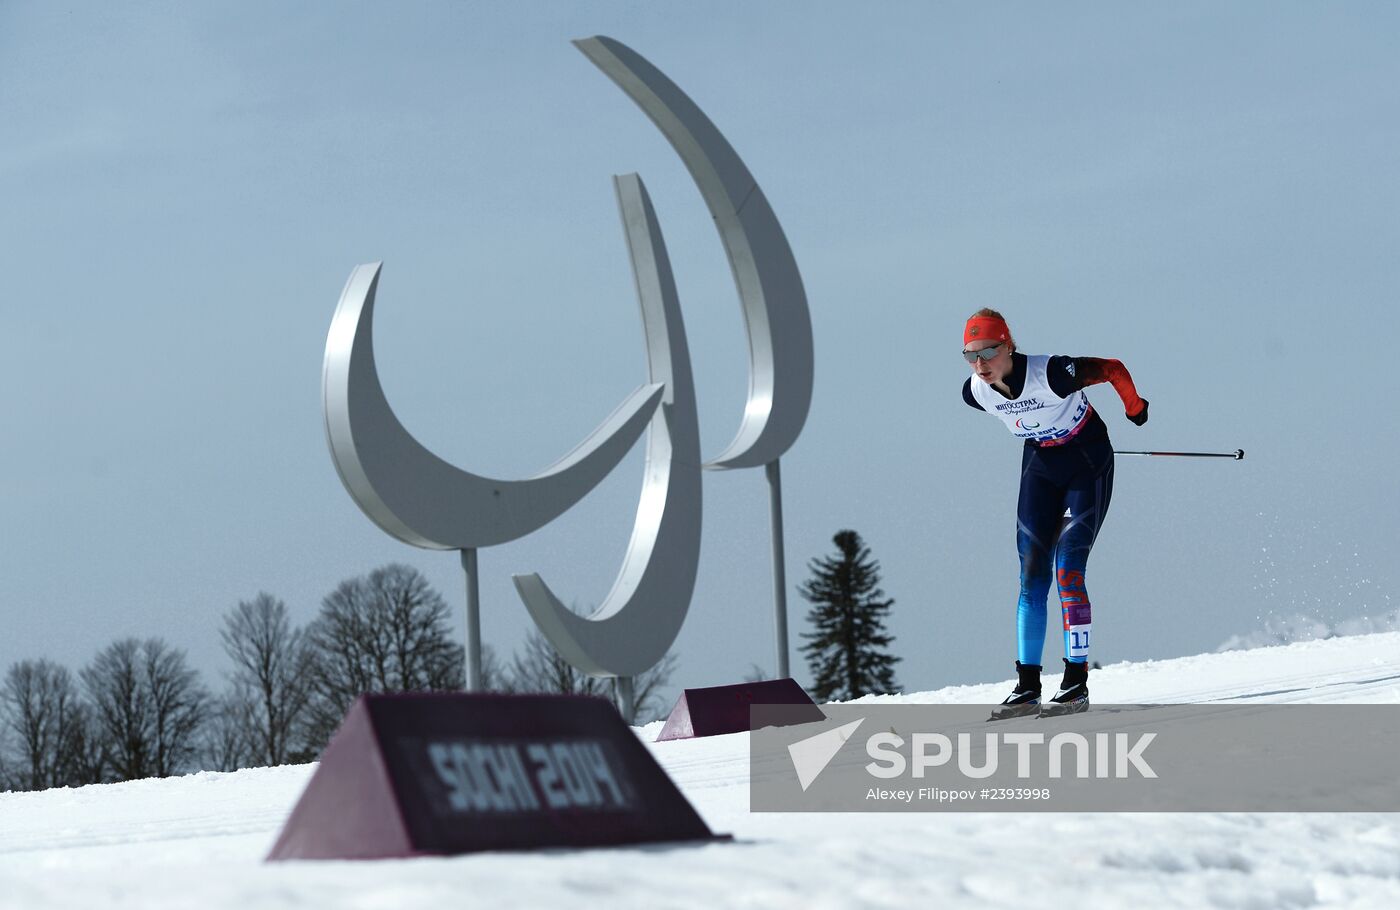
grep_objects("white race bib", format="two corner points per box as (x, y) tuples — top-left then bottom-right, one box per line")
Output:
(970, 354), (1092, 444)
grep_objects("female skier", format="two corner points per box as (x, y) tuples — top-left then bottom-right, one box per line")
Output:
(961, 308), (1148, 717)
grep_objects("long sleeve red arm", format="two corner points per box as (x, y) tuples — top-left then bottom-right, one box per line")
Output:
(1078, 358), (1145, 418)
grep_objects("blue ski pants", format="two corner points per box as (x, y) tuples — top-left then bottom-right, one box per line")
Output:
(1015, 437), (1114, 666)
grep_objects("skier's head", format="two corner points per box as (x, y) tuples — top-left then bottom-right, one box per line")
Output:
(963, 308), (1014, 385)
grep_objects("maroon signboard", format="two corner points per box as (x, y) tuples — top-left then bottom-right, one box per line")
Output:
(656, 678), (826, 741)
(267, 693), (723, 860)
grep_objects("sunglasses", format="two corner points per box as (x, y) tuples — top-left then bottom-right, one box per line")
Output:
(962, 343), (1005, 363)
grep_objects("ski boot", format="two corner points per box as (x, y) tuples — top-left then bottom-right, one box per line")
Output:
(1040, 658), (1089, 717)
(988, 661), (1041, 720)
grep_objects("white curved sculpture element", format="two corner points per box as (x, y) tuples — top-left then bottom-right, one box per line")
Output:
(513, 173), (703, 676)
(322, 262), (664, 550)
(575, 35), (814, 470)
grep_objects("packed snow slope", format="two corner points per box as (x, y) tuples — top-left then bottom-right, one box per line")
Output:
(3, 633), (1399, 910)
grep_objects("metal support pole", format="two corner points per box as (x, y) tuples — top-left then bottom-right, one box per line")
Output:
(460, 548), (483, 691)
(615, 676), (636, 725)
(766, 459), (791, 679)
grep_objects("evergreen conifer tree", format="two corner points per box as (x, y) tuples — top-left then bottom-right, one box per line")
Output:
(799, 529), (900, 701)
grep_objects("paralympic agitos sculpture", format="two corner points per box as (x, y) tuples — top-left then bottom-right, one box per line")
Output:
(322, 37), (813, 698)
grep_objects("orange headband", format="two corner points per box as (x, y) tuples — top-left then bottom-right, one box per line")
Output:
(964, 315), (1010, 347)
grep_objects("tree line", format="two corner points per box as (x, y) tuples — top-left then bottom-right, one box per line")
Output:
(0, 563), (673, 792)
(3, 527), (901, 793)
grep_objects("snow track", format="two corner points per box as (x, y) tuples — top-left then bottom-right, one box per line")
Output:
(3, 634), (1399, 909)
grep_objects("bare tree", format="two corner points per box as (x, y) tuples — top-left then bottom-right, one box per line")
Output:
(508, 628), (610, 699)
(508, 627), (677, 724)
(202, 691), (255, 773)
(626, 651), (678, 724)
(0, 660), (85, 791)
(475, 644), (511, 693)
(303, 564), (464, 750)
(61, 703), (107, 786)
(81, 638), (209, 780)
(81, 640), (148, 780)
(145, 641), (208, 777)
(0, 729), (12, 791)
(220, 593), (313, 766)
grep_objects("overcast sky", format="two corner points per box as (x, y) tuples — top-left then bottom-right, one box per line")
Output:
(2, 2), (1397, 703)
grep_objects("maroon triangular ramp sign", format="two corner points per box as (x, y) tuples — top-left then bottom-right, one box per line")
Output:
(267, 693), (724, 860)
(656, 677), (826, 741)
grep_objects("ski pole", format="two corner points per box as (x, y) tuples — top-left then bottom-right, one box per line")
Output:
(1113, 448), (1244, 460)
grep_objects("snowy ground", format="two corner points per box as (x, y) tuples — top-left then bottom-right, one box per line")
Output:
(3, 633), (1400, 909)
